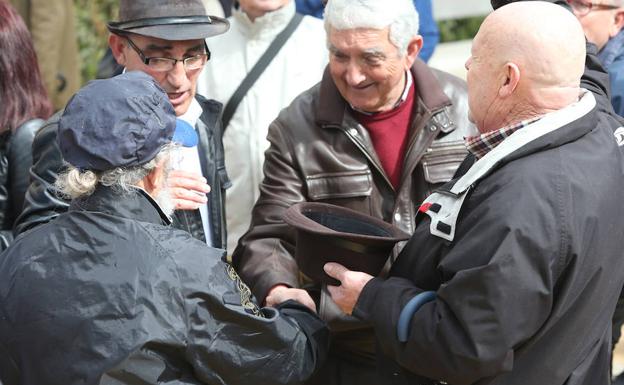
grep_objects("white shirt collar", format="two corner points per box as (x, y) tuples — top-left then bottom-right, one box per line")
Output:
(179, 98), (202, 128)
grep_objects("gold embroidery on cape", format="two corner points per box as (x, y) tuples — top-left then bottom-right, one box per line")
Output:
(225, 263), (263, 317)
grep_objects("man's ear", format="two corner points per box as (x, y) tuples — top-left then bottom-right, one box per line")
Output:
(143, 159), (167, 197)
(109, 34), (128, 67)
(404, 35), (424, 69)
(611, 9), (624, 38)
(498, 62), (521, 98)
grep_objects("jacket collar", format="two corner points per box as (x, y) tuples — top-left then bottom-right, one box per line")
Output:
(69, 185), (172, 226)
(598, 29), (624, 68)
(420, 90), (597, 242)
(315, 58), (453, 128)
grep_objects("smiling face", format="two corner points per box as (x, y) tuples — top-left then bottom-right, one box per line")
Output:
(327, 27), (421, 113)
(109, 33), (207, 116)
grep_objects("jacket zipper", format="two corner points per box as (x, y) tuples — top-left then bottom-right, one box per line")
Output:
(333, 124), (396, 190)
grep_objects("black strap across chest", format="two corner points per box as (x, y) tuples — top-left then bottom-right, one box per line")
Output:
(221, 12), (304, 130)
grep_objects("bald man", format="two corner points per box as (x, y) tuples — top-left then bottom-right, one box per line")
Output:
(324, 2), (624, 384)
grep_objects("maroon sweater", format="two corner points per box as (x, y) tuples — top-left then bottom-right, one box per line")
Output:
(353, 82), (416, 190)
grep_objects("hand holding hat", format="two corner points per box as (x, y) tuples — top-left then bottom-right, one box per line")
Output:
(283, 202), (409, 286)
(324, 263), (373, 316)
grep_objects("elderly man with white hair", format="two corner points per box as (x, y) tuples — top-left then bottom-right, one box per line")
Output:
(0, 71), (329, 385)
(327, 1), (624, 384)
(231, 0), (476, 383)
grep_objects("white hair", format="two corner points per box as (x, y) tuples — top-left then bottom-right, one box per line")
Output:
(323, 0), (420, 55)
(55, 144), (175, 203)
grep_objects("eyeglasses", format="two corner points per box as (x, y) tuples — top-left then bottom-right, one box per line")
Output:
(124, 37), (210, 72)
(566, 0), (620, 16)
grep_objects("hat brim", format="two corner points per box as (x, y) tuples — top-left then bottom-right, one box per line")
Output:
(284, 202), (411, 285)
(283, 202), (410, 244)
(107, 16), (230, 40)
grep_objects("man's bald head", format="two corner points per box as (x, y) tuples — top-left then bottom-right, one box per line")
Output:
(485, 1), (585, 87)
(466, 1), (586, 132)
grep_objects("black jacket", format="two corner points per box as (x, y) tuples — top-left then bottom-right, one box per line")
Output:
(354, 77), (624, 385)
(0, 186), (327, 385)
(14, 95), (230, 248)
(0, 119), (44, 250)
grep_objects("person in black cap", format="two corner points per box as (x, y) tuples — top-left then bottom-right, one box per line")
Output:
(15, 0), (231, 251)
(0, 71), (328, 385)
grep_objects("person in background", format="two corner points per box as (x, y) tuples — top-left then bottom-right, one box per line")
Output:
(0, 1), (52, 250)
(0, 71), (328, 385)
(9, 0), (80, 111)
(413, 0), (440, 61)
(202, 0), (226, 16)
(15, 0), (231, 250)
(567, 0), (624, 114)
(327, 2), (624, 384)
(294, 0), (440, 62)
(232, 0), (476, 383)
(220, 0), (233, 17)
(197, 0), (327, 254)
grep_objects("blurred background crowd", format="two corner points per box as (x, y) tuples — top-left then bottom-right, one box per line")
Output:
(10, 0), (485, 100)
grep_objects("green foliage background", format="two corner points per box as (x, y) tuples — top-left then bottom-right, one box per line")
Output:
(439, 16), (485, 43)
(75, 0), (118, 84)
(74, 2), (483, 84)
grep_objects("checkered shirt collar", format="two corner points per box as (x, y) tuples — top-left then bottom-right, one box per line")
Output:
(465, 117), (542, 159)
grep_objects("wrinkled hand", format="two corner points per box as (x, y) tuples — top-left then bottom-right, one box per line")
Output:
(324, 263), (373, 315)
(265, 284), (317, 313)
(167, 170), (211, 210)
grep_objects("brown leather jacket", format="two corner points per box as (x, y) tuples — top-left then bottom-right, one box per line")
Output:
(232, 60), (476, 365)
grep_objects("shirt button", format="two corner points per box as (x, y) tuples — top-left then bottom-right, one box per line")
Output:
(394, 213), (402, 222)
(349, 128), (358, 136)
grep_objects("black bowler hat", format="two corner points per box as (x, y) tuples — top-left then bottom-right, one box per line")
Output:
(283, 203), (410, 286)
(107, 0), (229, 41)
(58, 71), (195, 172)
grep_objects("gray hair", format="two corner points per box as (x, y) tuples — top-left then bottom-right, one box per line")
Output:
(323, 0), (420, 55)
(55, 144), (175, 200)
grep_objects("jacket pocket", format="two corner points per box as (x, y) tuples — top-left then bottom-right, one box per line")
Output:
(422, 140), (468, 184)
(306, 169), (372, 200)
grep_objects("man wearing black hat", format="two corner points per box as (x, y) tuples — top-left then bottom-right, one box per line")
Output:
(0, 71), (328, 385)
(15, 0), (231, 250)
